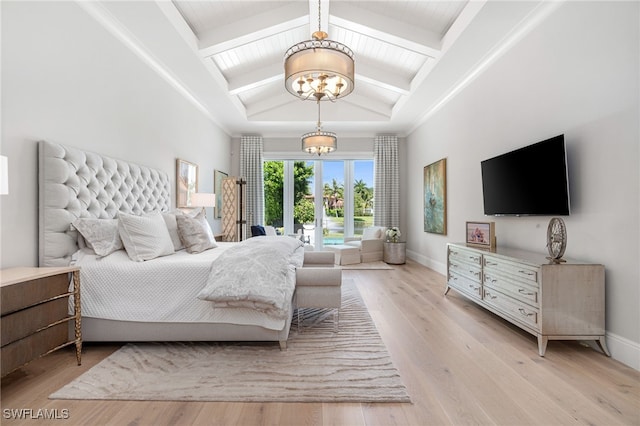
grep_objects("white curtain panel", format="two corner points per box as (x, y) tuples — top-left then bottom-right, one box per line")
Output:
(239, 135), (264, 233)
(373, 135), (400, 228)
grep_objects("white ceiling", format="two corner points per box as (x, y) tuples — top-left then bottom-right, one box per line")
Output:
(83, 1), (557, 138)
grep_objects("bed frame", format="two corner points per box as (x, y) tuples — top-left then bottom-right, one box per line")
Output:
(38, 140), (291, 348)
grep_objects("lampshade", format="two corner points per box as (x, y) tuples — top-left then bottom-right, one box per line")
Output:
(301, 100), (337, 155)
(284, 1), (354, 102)
(0, 156), (8, 195)
(301, 131), (337, 156)
(190, 192), (215, 207)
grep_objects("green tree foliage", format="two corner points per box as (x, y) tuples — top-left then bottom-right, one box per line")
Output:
(294, 198), (315, 224)
(323, 179), (344, 217)
(353, 178), (373, 216)
(263, 161), (314, 226)
(263, 162), (284, 226)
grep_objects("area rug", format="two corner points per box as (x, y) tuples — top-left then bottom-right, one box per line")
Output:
(340, 261), (394, 270)
(49, 280), (410, 403)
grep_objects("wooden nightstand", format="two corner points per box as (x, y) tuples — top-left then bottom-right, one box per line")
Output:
(1, 266), (82, 376)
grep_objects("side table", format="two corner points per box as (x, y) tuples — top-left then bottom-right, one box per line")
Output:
(383, 241), (406, 264)
(1, 266), (82, 376)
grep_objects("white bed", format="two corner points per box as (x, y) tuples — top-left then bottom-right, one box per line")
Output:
(38, 141), (297, 348)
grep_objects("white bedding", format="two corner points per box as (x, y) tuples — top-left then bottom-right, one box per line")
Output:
(71, 242), (288, 331)
(197, 237), (305, 319)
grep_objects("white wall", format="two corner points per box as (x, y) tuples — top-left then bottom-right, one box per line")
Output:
(1, 1), (231, 268)
(406, 1), (639, 368)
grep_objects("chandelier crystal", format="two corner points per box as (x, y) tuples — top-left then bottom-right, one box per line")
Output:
(302, 102), (337, 156)
(284, 1), (354, 102)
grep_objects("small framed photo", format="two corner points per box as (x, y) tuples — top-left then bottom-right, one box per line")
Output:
(466, 221), (496, 250)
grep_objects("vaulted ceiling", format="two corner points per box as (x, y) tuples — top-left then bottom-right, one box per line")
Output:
(172, 0), (470, 121)
(82, 1), (554, 137)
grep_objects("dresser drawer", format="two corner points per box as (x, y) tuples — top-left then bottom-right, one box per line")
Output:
(483, 255), (539, 285)
(483, 287), (539, 330)
(448, 246), (482, 266)
(483, 272), (538, 307)
(448, 258), (482, 282)
(448, 271), (482, 301)
(1, 297), (69, 346)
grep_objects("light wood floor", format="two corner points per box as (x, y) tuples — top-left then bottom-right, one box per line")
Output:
(2, 260), (639, 425)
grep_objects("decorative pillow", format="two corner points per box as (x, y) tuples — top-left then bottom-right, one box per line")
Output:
(118, 212), (175, 262)
(362, 226), (382, 240)
(176, 210), (218, 253)
(162, 213), (184, 251)
(251, 225), (266, 237)
(72, 218), (123, 257)
(161, 208), (203, 251)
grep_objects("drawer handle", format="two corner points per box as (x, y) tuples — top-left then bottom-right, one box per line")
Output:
(469, 256), (480, 262)
(450, 263), (458, 268)
(518, 270), (535, 276)
(485, 291), (497, 300)
(484, 275), (497, 283)
(518, 308), (534, 317)
(486, 260), (498, 266)
(518, 288), (534, 296)
(451, 251), (459, 255)
(470, 270), (480, 277)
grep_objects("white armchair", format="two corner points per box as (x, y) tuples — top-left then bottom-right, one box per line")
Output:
(344, 226), (386, 263)
(264, 226), (278, 236)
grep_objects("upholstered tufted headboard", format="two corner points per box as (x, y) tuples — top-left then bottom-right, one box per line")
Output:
(39, 141), (171, 266)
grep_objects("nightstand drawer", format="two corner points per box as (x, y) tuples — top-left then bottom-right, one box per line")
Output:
(1, 297), (69, 346)
(1, 322), (68, 376)
(1, 274), (69, 315)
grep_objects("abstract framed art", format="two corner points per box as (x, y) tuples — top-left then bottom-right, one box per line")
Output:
(424, 158), (447, 234)
(176, 159), (198, 208)
(214, 169), (228, 219)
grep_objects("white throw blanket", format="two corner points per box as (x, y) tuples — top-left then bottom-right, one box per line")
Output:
(197, 237), (304, 320)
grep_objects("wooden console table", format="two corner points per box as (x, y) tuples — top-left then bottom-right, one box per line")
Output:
(445, 243), (608, 356)
(1, 266), (82, 376)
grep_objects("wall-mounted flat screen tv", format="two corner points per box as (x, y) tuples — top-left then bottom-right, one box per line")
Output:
(481, 134), (570, 216)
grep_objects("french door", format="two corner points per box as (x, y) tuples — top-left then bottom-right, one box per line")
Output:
(263, 159), (373, 250)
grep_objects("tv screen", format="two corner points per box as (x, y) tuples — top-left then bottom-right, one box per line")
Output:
(481, 135), (570, 216)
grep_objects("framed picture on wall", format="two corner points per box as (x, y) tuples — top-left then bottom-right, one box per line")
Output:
(423, 158), (447, 234)
(466, 221), (496, 250)
(176, 159), (198, 208)
(214, 169), (228, 219)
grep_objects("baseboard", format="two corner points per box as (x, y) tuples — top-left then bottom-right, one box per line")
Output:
(406, 250), (640, 372)
(604, 332), (640, 371)
(406, 250), (446, 275)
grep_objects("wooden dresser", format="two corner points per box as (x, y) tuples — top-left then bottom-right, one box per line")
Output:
(1, 267), (82, 376)
(445, 243), (609, 356)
